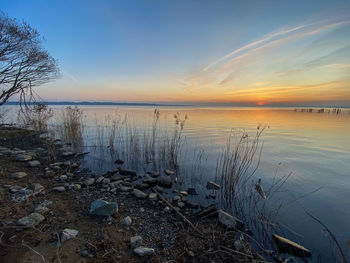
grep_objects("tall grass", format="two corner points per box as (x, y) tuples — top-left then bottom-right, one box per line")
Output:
(59, 106), (84, 148)
(17, 103), (53, 132)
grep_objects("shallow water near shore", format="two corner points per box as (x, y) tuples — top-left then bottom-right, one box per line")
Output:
(5, 105), (350, 261)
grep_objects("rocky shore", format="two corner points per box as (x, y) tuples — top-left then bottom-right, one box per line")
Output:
(0, 126), (310, 262)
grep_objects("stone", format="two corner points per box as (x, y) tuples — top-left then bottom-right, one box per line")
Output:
(119, 169), (136, 176)
(120, 186), (132, 192)
(147, 171), (160, 177)
(143, 177), (157, 186)
(158, 176), (172, 188)
(96, 176), (105, 183)
(34, 200), (52, 213)
(155, 186), (164, 193)
(218, 210), (244, 230)
(164, 169), (175, 175)
(62, 151), (74, 157)
(234, 240), (245, 252)
(177, 201), (185, 208)
(206, 181), (221, 190)
(28, 160), (41, 167)
(11, 172), (27, 179)
(52, 186), (65, 192)
(80, 249), (89, 257)
(61, 228), (78, 242)
(28, 183), (44, 193)
(164, 206), (170, 212)
(130, 235), (142, 248)
(149, 193), (157, 201)
(17, 213), (45, 227)
(133, 247), (155, 256)
(133, 189), (147, 199)
(122, 216), (132, 226)
(173, 196), (181, 202)
(60, 175), (68, 181)
(115, 159), (124, 164)
(84, 178), (95, 186)
(15, 154), (32, 161)
(89, 199), (118, 216)
(134, 183), (150, 190)
(180, 191), (188, 196)
(272, 234), (311, 258)
(187, 188), (198, 195)
(187, 250), (195, 257)
(73, 184), (81, 190)
(102, 178), (111, 184)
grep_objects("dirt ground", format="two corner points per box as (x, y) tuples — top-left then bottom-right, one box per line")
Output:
(0, 126), (267, 263)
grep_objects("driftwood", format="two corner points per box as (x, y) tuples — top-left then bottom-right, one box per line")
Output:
(151, 188), (204, 236)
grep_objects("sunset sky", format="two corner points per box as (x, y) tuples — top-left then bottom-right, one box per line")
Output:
(1, 0), (350, 106)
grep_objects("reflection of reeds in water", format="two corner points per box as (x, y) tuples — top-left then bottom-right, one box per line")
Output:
(17, 103), (53, 132)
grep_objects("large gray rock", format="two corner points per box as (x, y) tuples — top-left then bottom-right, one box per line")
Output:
(133, 189), (147, 199)
(158, 176), (172, 188)
(89, 199), (118, 216)
(218, 210), (244, 230)
(12, 172), (28, 179)
(133, 247), (155, 256)
(17, 213), (45, 227)
(130, 236), (142, 249)
(272, 234), (311, 258)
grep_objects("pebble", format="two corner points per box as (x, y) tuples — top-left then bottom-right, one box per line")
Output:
(60, 175), (68, 181)
(61, 228), (78, 242)
(149, 193), (157, 201)
(133, 189), (147, 199)
(130, 235), (142, 248)
(133, 247), (155, 256)
(52, 186), (66, 192)
(84, 178), (95, 186)
(122, 216), (132, 226)
(17, 213), (45, 227)
(11, 172), (27, 179)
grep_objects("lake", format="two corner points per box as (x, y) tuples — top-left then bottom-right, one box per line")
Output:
(4, 105), (350, 261)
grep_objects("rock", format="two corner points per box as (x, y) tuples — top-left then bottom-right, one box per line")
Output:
(173, 196), (181, 202)
(83, 178), (95, 186)
(149, 193), (157, 201)
(206, 181), (221, 190)
(120, 186), (132, 192)
(164, 206), (170, 212)
(17, 213), (45, 227)
(80, 249), (89, 257)
(52, 186), (65, 192)
(115, 159), (124, 164)
(34, 200), (52, 213)
(89, 199), (118, 216)
(272, 234), (311, 258)
(134, 183), (150, 190)
(180, 191), (188, 196)
(122, 216), (132, 226)
(15, 154), (32, 161)
(119, 169), (136, 176)
(187, 250), (195, 257)
(102, 178), (111, 184)
(28, 160), (40, 167)
(60, 175), (68, 181)
(158, 176), (172, 188)
(73, 184), (81, 190)
(186, 201), (199, 209)
(147, 171), (160, 177)
(218, 210), (244, 230)
(131, 235), (142, 249)
(155, 186), (164, 193)
(28, 183), (44, 193)
(187, 188), (198, 195)
(61, 228), (78, 242)
(164, 169), (175, 175)
(143, 177), (157, 186)
(133, 189), (147, 199)
(11, 172), (27, 179)
(62, 151), (74, 157)
(96, 176), (104, 183)
(133, 247), (155, 256)
(234, 240), (245, 252)
(177, 201), (185, 208)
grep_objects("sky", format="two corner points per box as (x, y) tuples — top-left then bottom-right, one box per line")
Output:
(1, 0), (350, 106)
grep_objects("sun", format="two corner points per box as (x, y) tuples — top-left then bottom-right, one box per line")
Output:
(256, 101), (265, 106)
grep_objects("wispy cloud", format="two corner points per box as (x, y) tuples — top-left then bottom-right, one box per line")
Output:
(62, 70), (79, 83)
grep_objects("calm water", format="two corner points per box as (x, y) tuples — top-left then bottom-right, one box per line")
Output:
(5, 105), (350, 260)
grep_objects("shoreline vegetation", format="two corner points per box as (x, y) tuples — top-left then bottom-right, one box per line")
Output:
(0, 105), (347, 262)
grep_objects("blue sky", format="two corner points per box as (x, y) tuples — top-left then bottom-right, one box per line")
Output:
(1, 0), (350, 105)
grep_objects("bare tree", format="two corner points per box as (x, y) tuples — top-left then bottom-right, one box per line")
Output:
(0, 12), (59, 106)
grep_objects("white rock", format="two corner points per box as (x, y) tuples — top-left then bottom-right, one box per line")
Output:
(52, 186), (65, 192)
(28, 160), (40, 167)
(149, 193), (157, 201)
(17, 213), (45, 227)
(133, 247), (155, 256)
(133, 189), (147, 199)
(122, 216), (132, 226)
(11, 172), (27, 179)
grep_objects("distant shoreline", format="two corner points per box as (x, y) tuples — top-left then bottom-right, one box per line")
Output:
(3, 101), (350, 109)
